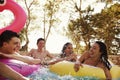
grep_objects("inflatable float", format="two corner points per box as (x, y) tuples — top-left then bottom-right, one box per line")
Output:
(49, 61), (120, 79)
(0, 59), (39, 80)
(0, 0), (27, 34)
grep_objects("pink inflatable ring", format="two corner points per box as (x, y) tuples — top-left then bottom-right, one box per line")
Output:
(0, 0), (27, 34)
(0, 59), (40, 80)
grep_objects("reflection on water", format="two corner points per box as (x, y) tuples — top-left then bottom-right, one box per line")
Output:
(28, 67), (100, 80)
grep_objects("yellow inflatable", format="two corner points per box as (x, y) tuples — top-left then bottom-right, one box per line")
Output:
(49, 61), (120, 79)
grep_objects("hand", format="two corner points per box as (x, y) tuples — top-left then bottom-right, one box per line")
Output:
(47, 58), (63, 65)
(47, 61), (56, 65)
(74, 62), (83, 72)
(64, 57), (72, 61)
(40, 60), (45, 65)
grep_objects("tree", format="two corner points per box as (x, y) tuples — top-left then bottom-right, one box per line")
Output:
(66, 0), (95, 53)
(17, 0), (39, 51)
(17, 0), (62, 51)
(43, 0), (62, 44)
(67, 2), (120, 54)
(91, 3), (120, 54)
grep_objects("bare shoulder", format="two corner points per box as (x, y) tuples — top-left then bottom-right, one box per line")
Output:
(29, 49), (37, 52)
(28, 49), (37, 55)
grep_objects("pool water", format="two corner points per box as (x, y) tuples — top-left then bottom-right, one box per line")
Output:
(28, 67), (100, 80)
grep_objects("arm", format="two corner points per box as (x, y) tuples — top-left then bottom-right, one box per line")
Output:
(74, 52), (88, 72)
(97, 63), (112, 80)
(48, 54), (77, 65)
(46, 50), (54, 59)
(13, 55), (41, 64)
(0, 53), (41, 65)
(104, 68), (112, 80)
(65, 53), (77, 61)
(48, 58), (64, 65)
(0, 62), (31, 80)
(74, 58), (83, 72)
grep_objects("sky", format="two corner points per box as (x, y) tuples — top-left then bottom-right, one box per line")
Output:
(0, 0), (108, 54)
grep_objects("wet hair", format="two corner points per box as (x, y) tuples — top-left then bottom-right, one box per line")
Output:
(0, 30), (19, 47)
(37, 38), (45, 45)
(60, 42), (72, 58)
(95, 41), (111, 70)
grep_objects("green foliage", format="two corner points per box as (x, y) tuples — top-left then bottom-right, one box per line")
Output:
(67, 3), (120, 54)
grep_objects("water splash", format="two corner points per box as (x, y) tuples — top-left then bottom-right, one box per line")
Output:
(28, 67), (100, 80)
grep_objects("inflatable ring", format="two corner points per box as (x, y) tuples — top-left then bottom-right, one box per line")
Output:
(0, 59), (39, 80)
(49, 61), (120, 79)
(0, 0), (27, 34)
(0, 0), (6, 6)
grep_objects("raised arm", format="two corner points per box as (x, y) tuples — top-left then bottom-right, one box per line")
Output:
(74, 51), (88, 72)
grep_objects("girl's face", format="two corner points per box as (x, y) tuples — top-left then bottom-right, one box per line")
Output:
(90, 43), (101, 55)
(64, 44), (73, 55)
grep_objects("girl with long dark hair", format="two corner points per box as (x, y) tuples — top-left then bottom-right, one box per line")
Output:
(48, 42), (77, 65)
(74, 41), (112, 80)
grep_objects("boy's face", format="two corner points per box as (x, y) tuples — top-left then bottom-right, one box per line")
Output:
(37, 40), (45, 49)
(3, 37), (20, 54)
